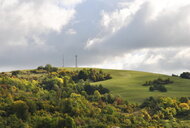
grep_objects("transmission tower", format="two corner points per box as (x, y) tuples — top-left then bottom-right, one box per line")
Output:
(75, 55), (78, 68)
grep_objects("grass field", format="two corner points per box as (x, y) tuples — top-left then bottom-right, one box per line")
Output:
(91, 69), (190, 104)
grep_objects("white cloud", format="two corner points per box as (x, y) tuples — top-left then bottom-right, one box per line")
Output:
(92, 47), (190, 74)
(86, 37), (105, 48)
(0, 0), (82, 47)
(0, 0), (190, 74)
(0, 0), (85, 70)
(66, 28), (77, 35)
(101, 0), (144, 32)
(145, 54), (164, 65)
(86, 0), (144, 48)
(61, 0), (83, 7)
(86, 0), (190, 48)
(84, 0), (144, 48)
(147, 0), (190, 21)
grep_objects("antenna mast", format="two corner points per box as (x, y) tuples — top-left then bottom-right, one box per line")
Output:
(75, 55), (78, 68)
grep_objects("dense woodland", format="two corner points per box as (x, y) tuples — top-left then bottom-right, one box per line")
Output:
(0, 65), (190, 127)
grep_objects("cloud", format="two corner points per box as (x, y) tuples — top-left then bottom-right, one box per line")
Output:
(0, 0), (78, 46)
(0, 0), (84, 70)
(86, 0), (190, 49)
(66, 29), (77, 35)
(82, 0), (190, 74)
(85, 0), (144, 48)
(92, 47), (190, 74)
(0, 0), (190, 74)
(61, 0), (84, 7)
(101, 0), (144, 33)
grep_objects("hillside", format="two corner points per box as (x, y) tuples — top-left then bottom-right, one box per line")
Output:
(1, 66), (190, 127)
(11, 67), (190, 103)
(92, 69), (190, 103)
(5, 67), (190, 103)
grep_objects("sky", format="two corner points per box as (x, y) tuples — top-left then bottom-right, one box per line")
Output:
(0, 0), (190, 74)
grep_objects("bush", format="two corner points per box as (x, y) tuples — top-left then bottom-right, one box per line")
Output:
(64, 116), (76, 128)
(180, 72), (190, 79)
(37, 66), (44, 70)
(149, 85), (167, 92)
(41, 77), (63, 91)
(149, 86), (154, 91)
(172, 74), (178, 77)
(84, 84), (110, 95)
(143, 78), (173, 86)
(179, 103), (189, 110)
(35, 116), (55, 128)
(37, 64), (58, 73)
(11, 100), (29, 120)
(6, 114), (27, 128)
(179, 97), (189, 103)
(12, 71), (21, 76)
(143, 78), (170, 92)
(73, 69), (112, 82)
(159, 85), (167, 92)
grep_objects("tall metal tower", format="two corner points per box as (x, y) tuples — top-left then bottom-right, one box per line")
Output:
(75, 55), (78, 68)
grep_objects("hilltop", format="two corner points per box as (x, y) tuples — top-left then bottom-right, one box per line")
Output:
(4, 67), (190, 104)
(0, 65), (190, 127)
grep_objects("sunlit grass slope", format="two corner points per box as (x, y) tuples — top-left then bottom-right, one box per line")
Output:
(90, 69), (190, 104)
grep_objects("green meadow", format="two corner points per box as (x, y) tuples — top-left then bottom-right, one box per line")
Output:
(92, 69), (190, 103)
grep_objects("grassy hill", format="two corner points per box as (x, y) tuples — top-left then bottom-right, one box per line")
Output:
(1, 67), (190, 127)
(2, 66), (190, 127)
(91, 69), (190, 103)
(6, 67), (190, 104)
